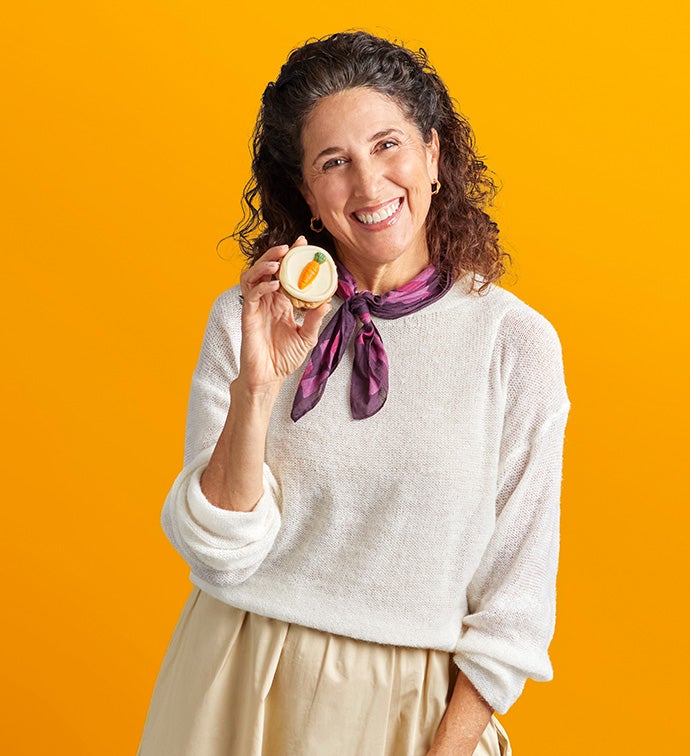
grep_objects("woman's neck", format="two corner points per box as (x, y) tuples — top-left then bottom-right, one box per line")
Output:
(335, 249), (431, 295)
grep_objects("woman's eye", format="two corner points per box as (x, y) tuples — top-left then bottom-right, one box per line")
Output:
(378, 140), (398, 151)
(322, 158), (346, 171)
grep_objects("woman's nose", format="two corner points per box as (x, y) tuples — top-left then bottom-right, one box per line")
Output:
(351, 159), (382, 199)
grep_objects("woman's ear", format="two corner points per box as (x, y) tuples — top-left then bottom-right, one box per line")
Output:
(426, 128), (440, 178)
(300, 182), (318, 218)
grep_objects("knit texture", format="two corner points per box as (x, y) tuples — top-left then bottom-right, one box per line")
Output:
(161, 278), (570, 714)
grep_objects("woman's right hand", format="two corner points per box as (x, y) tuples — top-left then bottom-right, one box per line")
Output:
(236, 236), (332, 395)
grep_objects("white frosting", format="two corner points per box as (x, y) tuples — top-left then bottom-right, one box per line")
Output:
(278, 245), (338, 303)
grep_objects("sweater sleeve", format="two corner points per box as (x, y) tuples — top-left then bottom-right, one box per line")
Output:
(160, 289), (282, 587)
(453, 306), (570, 714)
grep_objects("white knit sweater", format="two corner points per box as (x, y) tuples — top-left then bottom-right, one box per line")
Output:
(161, 278), (570, 714)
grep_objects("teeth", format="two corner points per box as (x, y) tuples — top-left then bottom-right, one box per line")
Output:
(355, 199), (400, 225)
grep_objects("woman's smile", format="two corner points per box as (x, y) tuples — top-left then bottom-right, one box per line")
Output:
(300, 87), (439, 293)
(352, 197), (403, 227)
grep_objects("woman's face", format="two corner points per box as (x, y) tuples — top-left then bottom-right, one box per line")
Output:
(300, 87), (439, 286)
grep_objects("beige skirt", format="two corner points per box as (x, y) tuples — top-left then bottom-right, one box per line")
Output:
(138, 588), (511, 756)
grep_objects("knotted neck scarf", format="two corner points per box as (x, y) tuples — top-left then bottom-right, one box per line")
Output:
(291, 261), (455, 421)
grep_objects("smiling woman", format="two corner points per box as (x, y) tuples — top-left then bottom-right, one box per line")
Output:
(138, 30), (569, 756)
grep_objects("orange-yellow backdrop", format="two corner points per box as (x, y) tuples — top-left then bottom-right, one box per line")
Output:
(3, 1), (688, 753)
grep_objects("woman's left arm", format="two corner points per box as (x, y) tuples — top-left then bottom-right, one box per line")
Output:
(450, 308), (570, 719)
(426, 669), (494, 755)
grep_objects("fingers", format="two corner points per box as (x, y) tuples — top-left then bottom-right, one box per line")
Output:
(240, 245), (286, 304)
(242, 258), (281, 287)
(252, 234), (307, 268)
(240, 236), (309, 303)
(299, 301), (332, 345)
(289, 235), (309, 249)
(260, 243), (291, 263)
(241, 279), (281, 307)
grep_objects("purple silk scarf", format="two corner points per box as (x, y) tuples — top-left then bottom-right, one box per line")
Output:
(291, 262), (455, 421)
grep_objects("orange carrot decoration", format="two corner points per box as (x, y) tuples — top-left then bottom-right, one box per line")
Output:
(298, 251), (327, 290)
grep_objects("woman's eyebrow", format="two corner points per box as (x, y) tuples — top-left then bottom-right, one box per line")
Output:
(369, 128), (404, 141)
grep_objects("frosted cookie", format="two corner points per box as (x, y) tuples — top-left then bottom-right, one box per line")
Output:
(278, 245), (338, 309)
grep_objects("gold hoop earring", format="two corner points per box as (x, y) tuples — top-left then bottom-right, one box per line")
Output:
(431, 180), (441, 196)
(310, 217), (324, 233)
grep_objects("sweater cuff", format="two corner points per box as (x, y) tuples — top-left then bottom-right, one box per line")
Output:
(186, 450), (281, 546)
(453, 638), (553, 714)
(452, 653), (523, 715)
(166, 446), (283, 576)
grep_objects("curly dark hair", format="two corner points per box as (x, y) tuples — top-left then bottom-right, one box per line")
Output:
(233, 31), (508, 290)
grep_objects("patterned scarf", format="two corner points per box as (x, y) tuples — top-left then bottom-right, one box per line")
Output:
(292, 262), (454, 421)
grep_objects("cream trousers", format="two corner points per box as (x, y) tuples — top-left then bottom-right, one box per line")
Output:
(139, 588), (511, 756)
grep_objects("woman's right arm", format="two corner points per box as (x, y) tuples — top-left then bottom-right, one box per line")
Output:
(200, 238), (331, 511)
(161, 238), (331, 585)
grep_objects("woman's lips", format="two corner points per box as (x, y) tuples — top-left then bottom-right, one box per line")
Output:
(352, 198), (403, 228)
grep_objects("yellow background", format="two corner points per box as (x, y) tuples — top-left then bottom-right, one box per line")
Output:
(3, 1), (688, 753)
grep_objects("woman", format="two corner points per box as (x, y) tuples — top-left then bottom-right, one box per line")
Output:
(139, 31), (569, 756)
